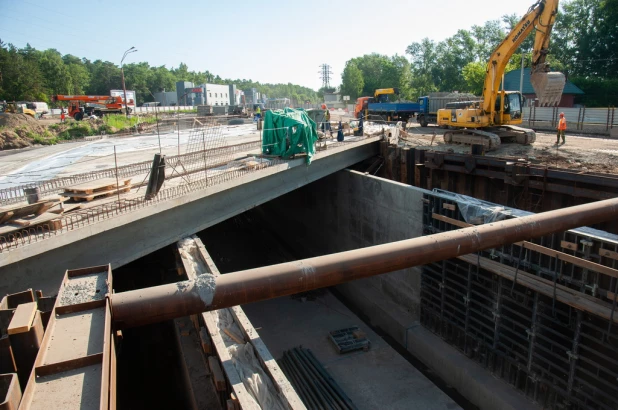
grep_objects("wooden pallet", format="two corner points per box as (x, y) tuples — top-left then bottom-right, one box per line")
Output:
(60, 184), (132, 202)
(63, 177), (132, 195)
(0, 212), (63, 237)
(0, 198), (62, 225)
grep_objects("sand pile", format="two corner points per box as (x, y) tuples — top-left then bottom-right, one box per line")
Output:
(0, 113), (48, 150)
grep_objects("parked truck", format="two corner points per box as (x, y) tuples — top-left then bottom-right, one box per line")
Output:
(354, 88), (421, 122)
(416, 92), (480, 127)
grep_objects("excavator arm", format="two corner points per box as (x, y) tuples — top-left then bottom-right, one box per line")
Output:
(481, 0), (564, 114)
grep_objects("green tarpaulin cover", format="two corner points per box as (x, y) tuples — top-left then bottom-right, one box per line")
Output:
(262, 108), (318, 164)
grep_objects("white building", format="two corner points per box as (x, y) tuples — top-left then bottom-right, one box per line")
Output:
(203, 84), (230, 106)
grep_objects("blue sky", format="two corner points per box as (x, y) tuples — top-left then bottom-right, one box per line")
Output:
(1, 0), (541, 90)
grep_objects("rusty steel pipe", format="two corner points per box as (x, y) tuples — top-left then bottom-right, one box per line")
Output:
(111, 197), (618, 329)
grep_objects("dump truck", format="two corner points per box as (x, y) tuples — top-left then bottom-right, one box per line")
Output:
(354, 88), (421, 122)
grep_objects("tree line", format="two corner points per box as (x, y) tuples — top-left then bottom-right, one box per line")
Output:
(0, 41), (320, 105)
(340, 0), (618, 106)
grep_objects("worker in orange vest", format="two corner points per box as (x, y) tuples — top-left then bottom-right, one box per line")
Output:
(60, 108), (65, 122)
(556, 112), (566, 144)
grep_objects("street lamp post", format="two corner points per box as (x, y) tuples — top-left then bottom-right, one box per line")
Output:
(121, 46), (137, 117)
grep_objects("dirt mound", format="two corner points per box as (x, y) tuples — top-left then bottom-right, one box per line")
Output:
(0, 113), (49, 150)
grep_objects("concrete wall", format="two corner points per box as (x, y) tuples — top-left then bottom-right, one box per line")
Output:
(256, 170), (425, 345)
(257, 169), (537, 410)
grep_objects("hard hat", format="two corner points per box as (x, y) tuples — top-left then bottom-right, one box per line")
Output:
(559, 112), (564, 117)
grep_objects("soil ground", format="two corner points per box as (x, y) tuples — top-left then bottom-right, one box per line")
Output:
(402, 123), (618, 174)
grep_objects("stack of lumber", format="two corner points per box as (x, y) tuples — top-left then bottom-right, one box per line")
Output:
(0, 198), (70, 237)
(60, 177), (132, 202)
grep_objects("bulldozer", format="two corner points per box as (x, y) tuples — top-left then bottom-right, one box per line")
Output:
(437, 0), (566, 150)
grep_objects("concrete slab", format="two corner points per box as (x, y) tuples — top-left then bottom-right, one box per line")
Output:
(0, 138), (379, 295)
(242, 291), (460, 410)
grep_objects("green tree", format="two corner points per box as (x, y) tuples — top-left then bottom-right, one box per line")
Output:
(0, 41), (46, 101)
(462, 61), (486, 95)
(62, 54), (90, 94)
(340, 61), (364, 100)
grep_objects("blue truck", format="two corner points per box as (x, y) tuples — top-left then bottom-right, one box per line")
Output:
(354, 88), (421, 123)
(354, 90), (478, 125)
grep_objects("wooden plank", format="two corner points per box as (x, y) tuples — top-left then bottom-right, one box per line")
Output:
(431, 213), (618, 280)
(48, 203), (81, 215)
(190, 236), (305, 410)
(199, 327), (212, 354)
(60, 185), (132, 201)
(442, 203), (457, 211)
(432, 213), (471, 228)
(600, 248), (618, 261)
(63, 177), (131, 193)
(177, 237), (262, 410)
(35, 352), (103, 377)
(0, 201), (57, 223)
(208, 356), (227, 392)
(223, 328), (245, 345)
(7, 302), (37, 335)
(561, 240), (578, 251)
(459, 254), (618, 323)
(515, 240), (618, 279)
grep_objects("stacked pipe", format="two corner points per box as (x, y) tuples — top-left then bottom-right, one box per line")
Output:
(278, 347), (357, 410)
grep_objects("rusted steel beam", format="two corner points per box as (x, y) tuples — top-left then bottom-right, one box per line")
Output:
(111, 197), (618, 329)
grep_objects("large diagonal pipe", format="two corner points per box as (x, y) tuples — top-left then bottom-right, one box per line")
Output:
(111, 197), (618, 329)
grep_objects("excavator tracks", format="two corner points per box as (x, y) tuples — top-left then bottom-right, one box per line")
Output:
(443, 126), (536, 151)
(443, 129), (502, 150)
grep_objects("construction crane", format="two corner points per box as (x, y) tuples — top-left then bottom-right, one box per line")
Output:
(51, 95), (134, 121)
(437, 0), (566, 150)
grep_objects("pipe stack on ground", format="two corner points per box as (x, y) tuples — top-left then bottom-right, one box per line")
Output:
(278, 347), (357, 410)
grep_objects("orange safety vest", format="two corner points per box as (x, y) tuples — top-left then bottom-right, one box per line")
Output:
(558, 117), (567, 130)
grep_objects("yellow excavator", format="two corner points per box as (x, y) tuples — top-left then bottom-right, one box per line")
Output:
(438, 0), (565, 150)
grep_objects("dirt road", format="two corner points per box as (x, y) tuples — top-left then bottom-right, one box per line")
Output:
(402, 124), (618, 174)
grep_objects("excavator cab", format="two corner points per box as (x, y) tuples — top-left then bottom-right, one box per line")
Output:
(495, 92), (523, 120)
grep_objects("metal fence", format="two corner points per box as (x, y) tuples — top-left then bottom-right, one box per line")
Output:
(523, 106), (617, 133)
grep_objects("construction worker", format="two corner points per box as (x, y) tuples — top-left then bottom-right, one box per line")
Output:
(254, 105), (261, 122)
(556, 112), (566, 144)
(60, 108), (65, 123)
(324, 109), (331, 136)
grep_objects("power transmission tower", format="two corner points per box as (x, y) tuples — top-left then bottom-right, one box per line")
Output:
(319, 64), (333, 89)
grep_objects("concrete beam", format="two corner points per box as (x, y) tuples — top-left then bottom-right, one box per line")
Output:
(0, 139), (379, 295)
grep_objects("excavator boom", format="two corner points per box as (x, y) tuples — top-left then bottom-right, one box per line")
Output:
(482, 0), (564, 109)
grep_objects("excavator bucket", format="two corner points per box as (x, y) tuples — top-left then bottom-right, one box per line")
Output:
(530, 71), (566, 107)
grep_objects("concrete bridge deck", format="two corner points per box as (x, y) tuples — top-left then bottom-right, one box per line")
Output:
(0, 137), (379, 295)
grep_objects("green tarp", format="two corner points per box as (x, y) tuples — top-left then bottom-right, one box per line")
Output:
(262, 108), (318, 164)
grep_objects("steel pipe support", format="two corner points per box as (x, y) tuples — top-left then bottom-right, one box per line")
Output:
(111, 197), (618, 329)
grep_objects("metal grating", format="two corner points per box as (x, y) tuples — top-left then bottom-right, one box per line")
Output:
(420, 193), (618, 409)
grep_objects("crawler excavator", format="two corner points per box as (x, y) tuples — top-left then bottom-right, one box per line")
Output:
(437, 0), (566, 150)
